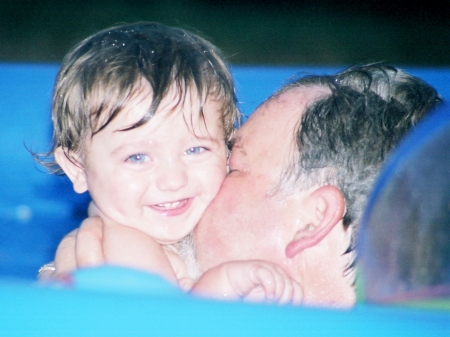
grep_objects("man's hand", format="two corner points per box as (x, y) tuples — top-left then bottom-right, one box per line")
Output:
(191, 260), (303, 305)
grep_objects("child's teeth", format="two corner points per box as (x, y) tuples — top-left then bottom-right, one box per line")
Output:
(158, 201), (180, 209)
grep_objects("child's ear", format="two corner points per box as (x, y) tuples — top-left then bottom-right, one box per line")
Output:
(285, 185), (345, 258)
(54, 147), (88, 194)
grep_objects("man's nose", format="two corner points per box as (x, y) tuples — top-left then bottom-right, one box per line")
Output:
(155, 159), (188, 192)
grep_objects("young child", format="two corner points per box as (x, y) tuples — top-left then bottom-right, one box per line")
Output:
(39, 22), (302, 304)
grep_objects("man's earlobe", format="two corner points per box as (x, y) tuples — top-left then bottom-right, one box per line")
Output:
(54, 147), (88, 194)
(285, 185), (345, 258)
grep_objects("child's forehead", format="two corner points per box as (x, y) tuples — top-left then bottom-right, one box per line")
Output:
(89, 77), (226, 141)
(103, 81), (222, 131)
(127, 81), (222, 119)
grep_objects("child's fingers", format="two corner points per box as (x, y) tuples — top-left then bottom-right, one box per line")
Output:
(249, 264), (291, 303)
(240, 265), (276, 303)
(272, 265), (303, 305)
(271, 265), (294, 304)
(227, 260), (304, 305)
(252, 265), (278, 301)
(291, 279), (304, 305)
(254, 264), (304, 305)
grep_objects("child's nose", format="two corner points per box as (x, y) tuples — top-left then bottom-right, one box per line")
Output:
(155, 160), (188, 192)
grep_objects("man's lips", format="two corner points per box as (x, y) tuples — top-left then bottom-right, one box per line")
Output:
(147, 198), (193, 216)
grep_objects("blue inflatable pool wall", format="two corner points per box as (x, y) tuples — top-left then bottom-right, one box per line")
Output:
(1, 64), (449, 335)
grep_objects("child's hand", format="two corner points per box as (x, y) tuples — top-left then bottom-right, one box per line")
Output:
(239, 261), (303, 305)
(39, 215), (106, 281)
(191, 260), (303, 305)
(39, 228), (78, 280)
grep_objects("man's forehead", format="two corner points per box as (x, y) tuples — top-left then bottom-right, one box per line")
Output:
(273, 85), (330, 111)
(229, 85), (330, 158)
(239, 86), (324, 132)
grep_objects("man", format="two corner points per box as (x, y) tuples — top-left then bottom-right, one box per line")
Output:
(186, 63), (441, 307)
(43, 63), (441, 307)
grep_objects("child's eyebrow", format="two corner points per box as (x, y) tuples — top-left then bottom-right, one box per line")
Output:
(110, 142), (150, 155)
(188, 128), (223, 142)
(194, 135), (224, 149)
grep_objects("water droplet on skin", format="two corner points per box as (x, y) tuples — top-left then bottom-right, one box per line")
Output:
(277, 199), (287, 207)
(274, 232), (284, 244)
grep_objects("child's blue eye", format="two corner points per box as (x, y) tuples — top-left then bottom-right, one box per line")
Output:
(127, 154), (149, 163)
(185, 147), (206, 155)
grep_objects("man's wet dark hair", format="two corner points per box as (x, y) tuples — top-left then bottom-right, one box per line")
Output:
(277, 63), (441, 238)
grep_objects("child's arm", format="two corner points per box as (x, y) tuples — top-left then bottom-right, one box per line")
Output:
(50, 228), (79, 278)
(80, 203), (180, 284)
(56, 213), (191, 289)
(47, 217), (107, 279)
(74, 217), (106, 267)
(101, 221), (179, 285)
(191, 260), (303, 305)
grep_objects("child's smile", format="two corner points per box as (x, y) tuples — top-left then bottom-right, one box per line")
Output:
(148, 198), (193, 216)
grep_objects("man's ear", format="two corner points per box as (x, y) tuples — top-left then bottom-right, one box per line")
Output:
(54, 147), (88, 194)
(285, 185), (345, 258)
